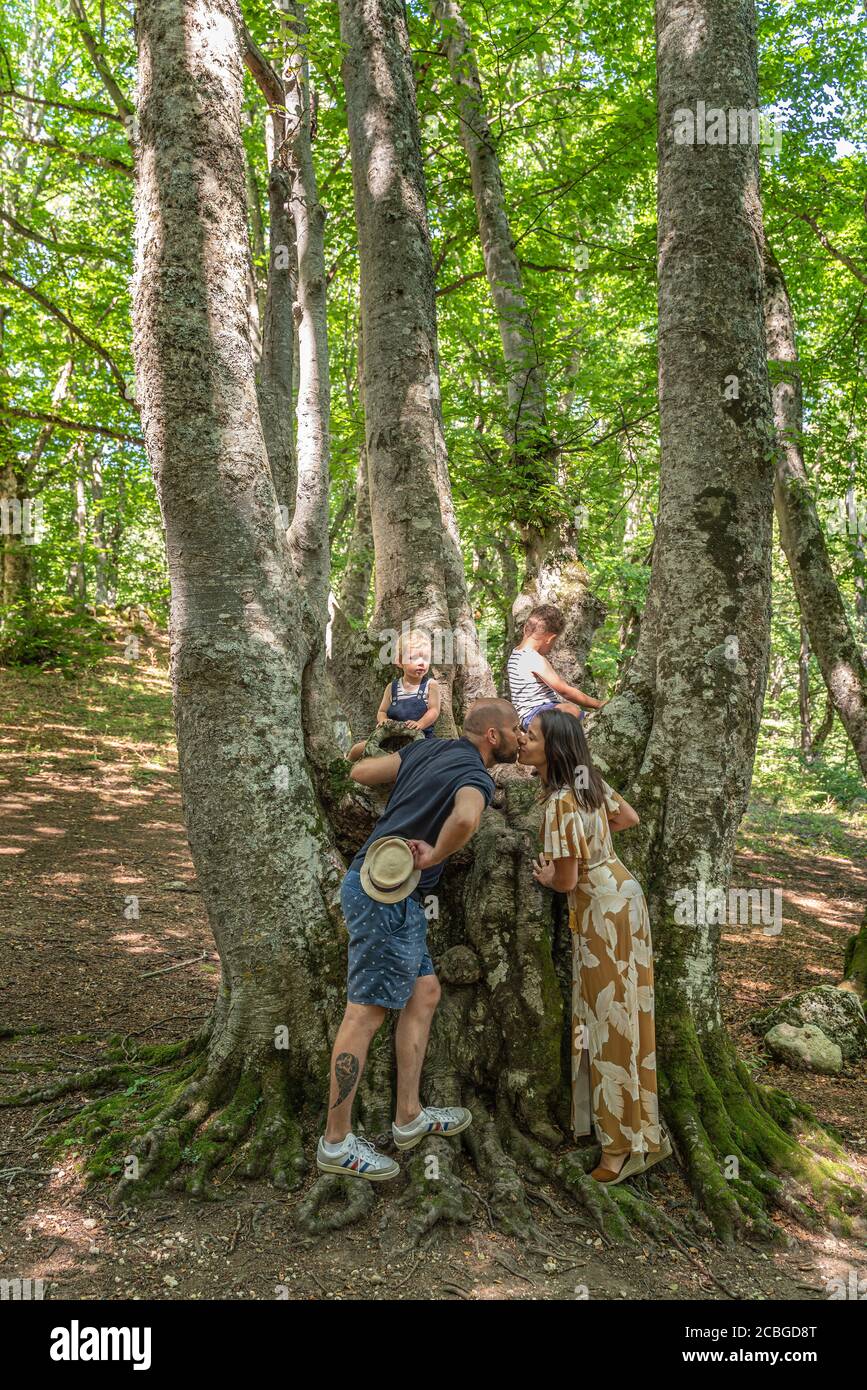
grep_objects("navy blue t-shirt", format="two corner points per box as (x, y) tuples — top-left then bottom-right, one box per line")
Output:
(350, 737), (495, 891)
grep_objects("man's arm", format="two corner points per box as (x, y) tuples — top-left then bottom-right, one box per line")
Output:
(349, 752), (402, 786)
(408, 786), (485, 869)
(531, 653), (605, 710)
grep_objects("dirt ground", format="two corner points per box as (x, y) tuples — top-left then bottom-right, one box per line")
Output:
(1, 632), (866, 1301)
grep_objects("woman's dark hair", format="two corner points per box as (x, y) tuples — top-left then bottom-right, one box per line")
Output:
(536, 708), (607, 811)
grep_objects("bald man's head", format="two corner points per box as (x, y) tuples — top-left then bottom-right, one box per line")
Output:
(463, 697), (518, 735)
(462, 698), (523, 766)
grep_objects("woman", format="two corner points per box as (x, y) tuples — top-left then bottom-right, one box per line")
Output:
(520, 709), (670, 1184)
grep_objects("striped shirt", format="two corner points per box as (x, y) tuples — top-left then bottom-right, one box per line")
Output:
(507, 647), (562, 721)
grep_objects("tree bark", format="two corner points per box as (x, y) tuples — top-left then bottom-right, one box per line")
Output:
(336, 446), (373, 628)
(128, 0), (344, 1196)
(431, 0), (545, 447)
(763, 242), (867, 779)
(798, 621), (812, 758)
(283, 1), (331, 625)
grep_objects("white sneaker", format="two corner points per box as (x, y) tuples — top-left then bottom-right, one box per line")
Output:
(316, 1132), (400, 1181)
(392, 1105), (473, 1151)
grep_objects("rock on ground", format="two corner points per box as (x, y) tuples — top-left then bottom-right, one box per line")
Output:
(751, 984), (867, 1063)
(764, 1022), (843, 1075)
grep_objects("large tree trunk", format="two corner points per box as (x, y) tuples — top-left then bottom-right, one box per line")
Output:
(338, 0), (493, 722)
(584, 0), (858, 1240)
(763, 242), (867, 779)
(127, 0), (344, 1197)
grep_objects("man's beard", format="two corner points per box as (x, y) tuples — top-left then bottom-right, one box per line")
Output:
(491, 733), (519, 764)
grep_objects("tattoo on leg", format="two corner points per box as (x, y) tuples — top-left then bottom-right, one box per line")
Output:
(331, 1052), (359, 1109)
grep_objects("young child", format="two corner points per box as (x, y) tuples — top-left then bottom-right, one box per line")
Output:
(348, 628), (442, 762)
(507, 604), (605, 731)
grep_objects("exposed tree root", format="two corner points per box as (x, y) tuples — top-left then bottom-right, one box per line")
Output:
(2, 1061), (153, 1106)
(461, 1090), (536, 1237)
(2, 1030), (313, 1205)
(659, 1011), (864, 1242)
(295, 1173), (376, 1233)
(106, 1052), (308, 1205)
(398, 1137), (474, 1247)
(0, 1036), (202, 1109)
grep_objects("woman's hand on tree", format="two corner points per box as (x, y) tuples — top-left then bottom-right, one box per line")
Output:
(532, 853), (557, 888)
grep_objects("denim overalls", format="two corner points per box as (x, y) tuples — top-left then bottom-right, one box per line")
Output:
(386, 675), (434, 736)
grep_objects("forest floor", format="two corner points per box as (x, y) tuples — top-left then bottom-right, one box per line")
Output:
(1, 627), (866, 1303)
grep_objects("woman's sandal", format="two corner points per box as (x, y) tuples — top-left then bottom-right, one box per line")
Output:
(590, 1150), (646, 1186)
(641, 1130), (672, 1174)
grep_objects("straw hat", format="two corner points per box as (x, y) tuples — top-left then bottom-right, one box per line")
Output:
(360, 836), (421, 904)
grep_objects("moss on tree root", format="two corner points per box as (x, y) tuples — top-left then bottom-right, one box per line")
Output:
(658, 1008), (863, 1243)
(18, 1035), (308, 1203)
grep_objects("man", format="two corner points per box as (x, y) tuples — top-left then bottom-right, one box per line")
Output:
(317, 697), (523, 1179)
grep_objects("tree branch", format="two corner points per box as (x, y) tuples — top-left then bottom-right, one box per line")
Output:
(0, 87), (123, 122)
(239, 23), (284, 110)
(8, 132), (132, 176)
(0, 209), (126, 264)
(789, 210), (867, 287)
(69, 0), (134, 118)
(0, 270), (132, 402)
(0, 406), (142, 445)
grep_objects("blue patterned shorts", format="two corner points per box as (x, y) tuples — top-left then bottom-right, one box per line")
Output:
(342, 869), (435, 1010)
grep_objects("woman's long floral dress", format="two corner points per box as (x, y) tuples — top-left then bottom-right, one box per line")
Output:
(542, 780), (662, 1157)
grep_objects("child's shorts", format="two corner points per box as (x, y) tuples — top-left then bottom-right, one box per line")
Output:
(342, 869), (435, 1010)
(520, 700), (584, 730)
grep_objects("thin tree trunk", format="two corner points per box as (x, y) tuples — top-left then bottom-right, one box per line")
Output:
(431, 0), (545, 445)
(798, 621), (812, 758)
(245, 149), (267, 329)
(432, 0), (603, 675)
(281, 1), (349, 782)
(67, 458), (89, 606)
(88, 451), (110, 605)
(0, 460), (35, 607)
(284, 1), (330, 624)
(847, 460), (867, 638)
(763, 242), (867, 779)
(336, 446), (373, 628)
(338, 0), (493, 721)
(243, 32), (297, 516)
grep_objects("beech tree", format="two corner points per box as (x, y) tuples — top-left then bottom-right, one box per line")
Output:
(432, 0), (606, 671)
(4, 0), (861, 1248)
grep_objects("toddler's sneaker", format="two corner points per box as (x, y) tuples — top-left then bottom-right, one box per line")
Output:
(392, 1105), (472, 1151)
(316, 1132), (400, 1181)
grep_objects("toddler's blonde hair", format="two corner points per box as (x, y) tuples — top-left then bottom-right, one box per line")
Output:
(396, 627), (432, 661)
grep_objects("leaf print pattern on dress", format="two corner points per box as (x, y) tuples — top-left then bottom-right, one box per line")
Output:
(542, 782), (662, 1159)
